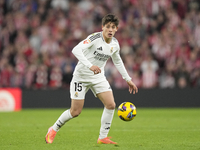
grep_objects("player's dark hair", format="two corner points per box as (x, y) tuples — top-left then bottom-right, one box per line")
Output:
(102, 14), (119, 27)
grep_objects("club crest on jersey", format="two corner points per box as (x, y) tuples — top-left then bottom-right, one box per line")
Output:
(110, 47), (113, 53)
(83, 39), (91, 44)
(75, 92), (78, 97)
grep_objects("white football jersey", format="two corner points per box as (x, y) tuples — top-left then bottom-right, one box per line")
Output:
(72, 32), (131, 82)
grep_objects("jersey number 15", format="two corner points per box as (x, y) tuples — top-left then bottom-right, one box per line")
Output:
(74, 82), (82, 92)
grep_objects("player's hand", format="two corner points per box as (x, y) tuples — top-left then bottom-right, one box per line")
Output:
(90, 65), (101, 74)
(127, 80), (138, 94)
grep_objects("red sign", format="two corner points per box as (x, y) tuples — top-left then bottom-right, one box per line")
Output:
(0, 88), (22, 111)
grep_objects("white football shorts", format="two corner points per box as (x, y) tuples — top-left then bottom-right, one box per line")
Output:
(70, 75), (112, 100)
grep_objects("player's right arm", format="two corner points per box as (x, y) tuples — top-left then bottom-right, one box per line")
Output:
(72, 33), (101, 74)
(72, 38), (93, 69)
(89, 65), (101, 74)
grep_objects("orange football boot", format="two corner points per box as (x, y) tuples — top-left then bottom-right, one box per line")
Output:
(45, 127), (57, 143)
(97, 137), (117, 144)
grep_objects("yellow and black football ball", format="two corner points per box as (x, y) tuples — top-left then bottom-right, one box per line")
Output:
(117, 102), (137, 121)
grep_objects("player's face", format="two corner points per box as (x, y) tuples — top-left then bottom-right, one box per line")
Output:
(102, 22), (118, 40)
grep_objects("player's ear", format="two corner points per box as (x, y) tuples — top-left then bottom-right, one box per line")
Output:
(102, 25), (104, 30)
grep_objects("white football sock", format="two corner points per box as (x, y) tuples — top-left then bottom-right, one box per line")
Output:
(99, 107), (115, 139)
(52, 109), (73, 132)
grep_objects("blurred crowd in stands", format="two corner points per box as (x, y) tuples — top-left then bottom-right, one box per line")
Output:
(0, 0), (200, 89)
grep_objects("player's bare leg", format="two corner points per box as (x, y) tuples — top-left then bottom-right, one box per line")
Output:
(97, 91), (117, 144)
(97, 91), (116, 110)
(46, 99), (84, 143)
(70, 99), (85, 117)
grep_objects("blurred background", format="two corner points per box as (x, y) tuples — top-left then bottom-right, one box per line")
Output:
(0, 0), (200, 90)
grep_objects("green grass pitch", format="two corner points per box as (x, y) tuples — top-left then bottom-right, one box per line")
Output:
(0, 108), (200, 150)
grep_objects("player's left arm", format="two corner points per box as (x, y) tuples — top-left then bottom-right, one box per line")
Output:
(127, 80), (138, 94)
(111, 50), (138, 94)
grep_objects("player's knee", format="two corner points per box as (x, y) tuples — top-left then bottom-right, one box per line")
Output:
(70, 109), (82, 118)
(106, 102), (116, 110)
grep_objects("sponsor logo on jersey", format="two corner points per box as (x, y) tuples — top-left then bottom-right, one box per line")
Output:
(110, 47), (113, 53)
(97, 47), (103, 51)
(83, 39), (91, 44)
(94, 51), (110, 61)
